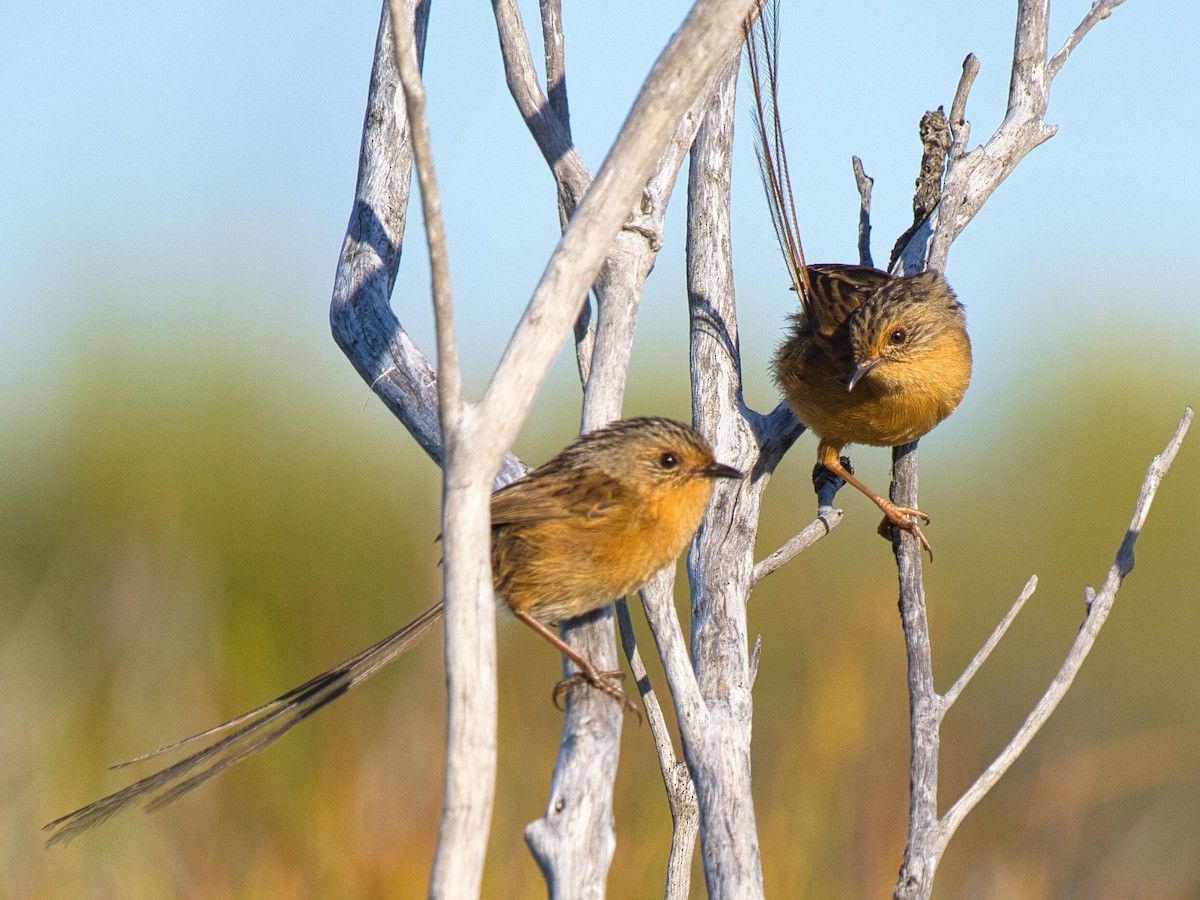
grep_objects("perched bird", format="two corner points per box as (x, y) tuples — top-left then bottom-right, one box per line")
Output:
(771, 265), (971, 554)
(44, 417), (741, 847)
(745, 7), (971, 555)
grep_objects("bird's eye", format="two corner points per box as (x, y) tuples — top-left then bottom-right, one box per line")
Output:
(889, 327), (907, 345)
(658, 452), (679, 470)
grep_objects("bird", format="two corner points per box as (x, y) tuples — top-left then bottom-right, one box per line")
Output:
(44, 416), (742, 847)
(745, 6), (971, 556)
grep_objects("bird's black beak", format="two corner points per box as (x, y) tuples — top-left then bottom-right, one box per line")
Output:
(702, 461), (744, 480)
(847, 358), (880, 392)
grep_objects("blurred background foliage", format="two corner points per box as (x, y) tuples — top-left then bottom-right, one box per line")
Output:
(2, 299), (1196, 899)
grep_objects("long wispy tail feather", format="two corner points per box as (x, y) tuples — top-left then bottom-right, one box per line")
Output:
(44, 601), (443, 848)
(744, 0), (814, 309)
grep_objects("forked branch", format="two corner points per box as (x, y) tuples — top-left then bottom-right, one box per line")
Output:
(898, 0), (1129, 274)
(897, 409), (1191, 900)
(889, 3), (1133, 897)
(939, 409), (1191, 843)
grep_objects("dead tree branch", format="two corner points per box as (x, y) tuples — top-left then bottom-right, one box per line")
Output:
(897, 408), (1191, 900)
(892, 0), (1129, 275)
(334, 0), (765, 894)
(888, 4), (1133, 898)
(488, 1), (767, 892)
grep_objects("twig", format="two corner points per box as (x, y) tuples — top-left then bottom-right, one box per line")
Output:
(941, 575), (1038, 711)
(614, 599), (679, 784)
(615, 597), (699, 900)
(492, 0), (591, 212)
(387, 3), (501, 894)
(386, 0), (460, 425)
(851, 156), (874, 267)
(752, 511), (844, 583)
(947, 54), (979, 161)
(914, 0), (1127, 273)
(936, 408), (1192, 853)
(539, 0), (570, 130)
(1048, 0), (1127, 79)
(891, 441), (942, 900)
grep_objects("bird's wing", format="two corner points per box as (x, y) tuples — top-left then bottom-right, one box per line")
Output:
(489, 469), (623, 526)
(803, 264), (891, 337)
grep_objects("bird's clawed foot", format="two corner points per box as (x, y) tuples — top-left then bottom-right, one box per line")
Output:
(552, 668), (641, 719)
(876, 500), (933, 561)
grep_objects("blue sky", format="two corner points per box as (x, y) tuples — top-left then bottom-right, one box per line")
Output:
(2, 1), (1196, 438)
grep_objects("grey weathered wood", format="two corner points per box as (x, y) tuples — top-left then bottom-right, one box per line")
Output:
(329, 0), (450, 469)
(895, 0), (1129, 275)
(890, 443), (943, 900)
(893, 410), (1190, 900)
(684, 54), (765, 899)
(936, 408), (1191, 845)
(489, 3), (776, 896)
(384, 3), (503, 895)
(472, 0), (767, 890)
(887, 2), (1138, 897)
(333, 0), (768, 895)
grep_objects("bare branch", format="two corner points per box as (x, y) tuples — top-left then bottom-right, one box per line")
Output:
(329, 1), (461, 470)
(751, 402), (804, 475)
(947, 54), (979, 160)
(1048, 0), (1127, 79)
(326, 8), (517, 891)
(492, 0), (592, 212)
(851, 155), (874, 267)
(892, 445), (943, 900)
(936, 408), (1192, 854)
(941, 575), (1038, 712)
(523, 609), (620, 892)
(682, 45), (777, 898)
(752, 511), (844, 583)
(640, 568), (707, 727)
(540, 0), (570, 127)
(615, 598), (699, 900)
(898, 0), (1127, 273)
(892, 6), (1134, 892)
(387, 0), (461, 426)
(388, 2), (501, 890)
(615, 599), (681, 782)
(662, 762), (700, 900)
(476, 0), (763, 447)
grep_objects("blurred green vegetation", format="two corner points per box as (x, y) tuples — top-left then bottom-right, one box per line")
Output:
(3, 318), (1198, 899)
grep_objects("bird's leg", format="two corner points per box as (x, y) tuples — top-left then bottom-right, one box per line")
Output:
(817, 442), (933, 558)
(512, 610), (640, 717)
